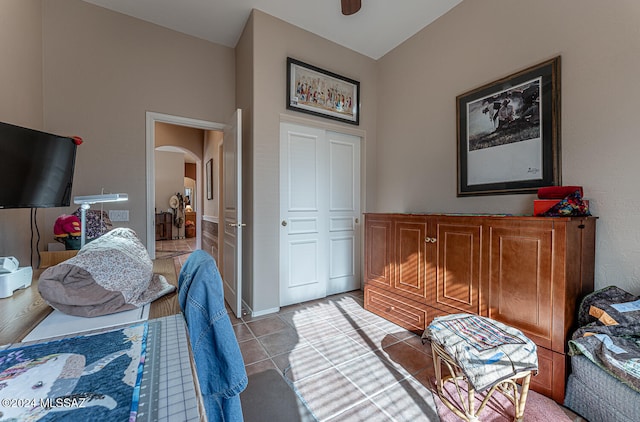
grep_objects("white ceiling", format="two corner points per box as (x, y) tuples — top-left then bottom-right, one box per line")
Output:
(81, 0), (463, 60)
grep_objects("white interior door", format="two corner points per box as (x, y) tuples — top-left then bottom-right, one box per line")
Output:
(223, 109), (243, 318)
(280, 122), (360, 306)
(280, 124), (327, 306)
(327, 131), (361, 295)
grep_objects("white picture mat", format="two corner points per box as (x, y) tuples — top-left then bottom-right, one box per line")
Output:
(22, 304), (149, 342)
(467, 137), (542, 186)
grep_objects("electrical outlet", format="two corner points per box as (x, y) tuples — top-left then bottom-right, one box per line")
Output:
(109, 210), (129, 222)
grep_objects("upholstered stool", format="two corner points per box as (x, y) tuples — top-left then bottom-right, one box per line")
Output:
(423, 314), (538, 422)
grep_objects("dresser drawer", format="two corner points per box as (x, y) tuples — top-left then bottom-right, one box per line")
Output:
(364, 286), (429, 334)
(528, 346), (567, 404)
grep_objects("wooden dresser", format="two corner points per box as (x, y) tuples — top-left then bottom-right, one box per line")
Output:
(184, 211), (196, 238)
(155, 212), (172, 240)
(363, 213), (597, 404)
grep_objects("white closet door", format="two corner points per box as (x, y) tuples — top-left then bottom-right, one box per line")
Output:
(279, 122), (360, 306)
(326, 131), (361, 295)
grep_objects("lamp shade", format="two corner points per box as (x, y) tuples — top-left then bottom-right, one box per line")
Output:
(73, 193), (128, 205)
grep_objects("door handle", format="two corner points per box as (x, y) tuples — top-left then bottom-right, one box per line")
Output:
(227, 223), (246, 227)
(281, 220), (287, 227)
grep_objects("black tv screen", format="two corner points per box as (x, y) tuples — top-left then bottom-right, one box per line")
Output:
(0, 121), (79, 209)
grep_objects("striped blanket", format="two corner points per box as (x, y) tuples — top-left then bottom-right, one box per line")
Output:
(423, 314), (538, 392)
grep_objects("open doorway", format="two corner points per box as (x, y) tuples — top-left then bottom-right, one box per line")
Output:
(154, 145), (198, 259)
(145, 112), (225, 260)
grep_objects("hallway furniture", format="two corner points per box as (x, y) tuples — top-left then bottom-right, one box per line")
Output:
(155, 212), (172, 240)
(185, 211), (196, 238)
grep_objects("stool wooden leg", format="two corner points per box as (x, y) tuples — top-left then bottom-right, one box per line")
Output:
(513, 372), (532, 422)
(431, 342), (481, 422)
(466, 385), (478, 422)
(483, 372), (533, 422)
(431, 344), (443, 393)
(430, 342), (534, 422)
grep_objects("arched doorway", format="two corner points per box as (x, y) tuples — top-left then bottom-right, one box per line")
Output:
(145, 112), (224, 259)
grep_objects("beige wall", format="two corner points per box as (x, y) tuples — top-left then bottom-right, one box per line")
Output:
(1, 0), (234, 270)
(376, 0), (640, 294)
(235, 12), (255, 312)
(155, 122), (206, 225)
(155, 123), (204, 157)
(203, 130), (223, 220)
(38, 0), (235, 252)
(0, 0), (44, 264)
(154, 150), (184, 238)
(154, 150), (184, 214)
(245, 10), (378, 314)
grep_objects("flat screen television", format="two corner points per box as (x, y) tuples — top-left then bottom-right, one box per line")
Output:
(0, 121), (80, 209)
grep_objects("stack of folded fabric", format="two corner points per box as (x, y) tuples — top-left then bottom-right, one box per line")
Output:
(534, 185), (591, 216)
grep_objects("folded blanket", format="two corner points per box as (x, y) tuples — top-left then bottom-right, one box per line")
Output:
(537, 186), (583, 199)
(569, 286), (640, 392)
(423, 314), (538, 392)
(39, 227), (175, 317)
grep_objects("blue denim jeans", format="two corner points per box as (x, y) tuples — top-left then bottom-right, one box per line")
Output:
(178, 250), (247, 422)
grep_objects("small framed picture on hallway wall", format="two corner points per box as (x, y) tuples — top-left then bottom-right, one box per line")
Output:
(206, 159), (213, 200)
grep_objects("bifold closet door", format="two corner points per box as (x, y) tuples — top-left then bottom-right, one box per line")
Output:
(279, 122), (361, 306)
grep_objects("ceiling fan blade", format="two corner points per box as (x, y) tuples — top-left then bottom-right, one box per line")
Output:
(341, 0), (361, 15)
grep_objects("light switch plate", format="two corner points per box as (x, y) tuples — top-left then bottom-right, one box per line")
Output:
(109, 210), (129, 222)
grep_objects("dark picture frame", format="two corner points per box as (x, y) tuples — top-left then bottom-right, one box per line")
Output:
(457, 56), (561, 196)
(206, 159), (213, 200)
(286, 57), (360, 125)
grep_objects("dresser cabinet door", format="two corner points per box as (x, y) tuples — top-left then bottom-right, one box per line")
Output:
(364, 215), (394, 289)
(393, 218), (430, 302)
(486, 220), (555, 350)
(433, 218), (482, 315)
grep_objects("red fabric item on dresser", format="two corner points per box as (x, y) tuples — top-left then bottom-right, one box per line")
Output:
(537, 186), (583, 199)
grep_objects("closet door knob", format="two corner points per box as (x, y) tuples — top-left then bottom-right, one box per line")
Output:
(281, 220), (288, 227)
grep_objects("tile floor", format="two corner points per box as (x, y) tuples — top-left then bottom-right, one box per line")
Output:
(155, 237), (196, 271)
(156, 243), (583, 421)
(230, 291), (442, 421)
(155, 237), (196, 254)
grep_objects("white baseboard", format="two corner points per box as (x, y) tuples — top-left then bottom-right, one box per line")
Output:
(242, 299), (279, 318)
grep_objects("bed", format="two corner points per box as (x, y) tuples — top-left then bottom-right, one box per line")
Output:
(564, 286), (640, 421)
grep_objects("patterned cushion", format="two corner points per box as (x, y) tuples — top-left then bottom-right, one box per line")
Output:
(72, 208), (113, 239)
(542, 189), (591, 217)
